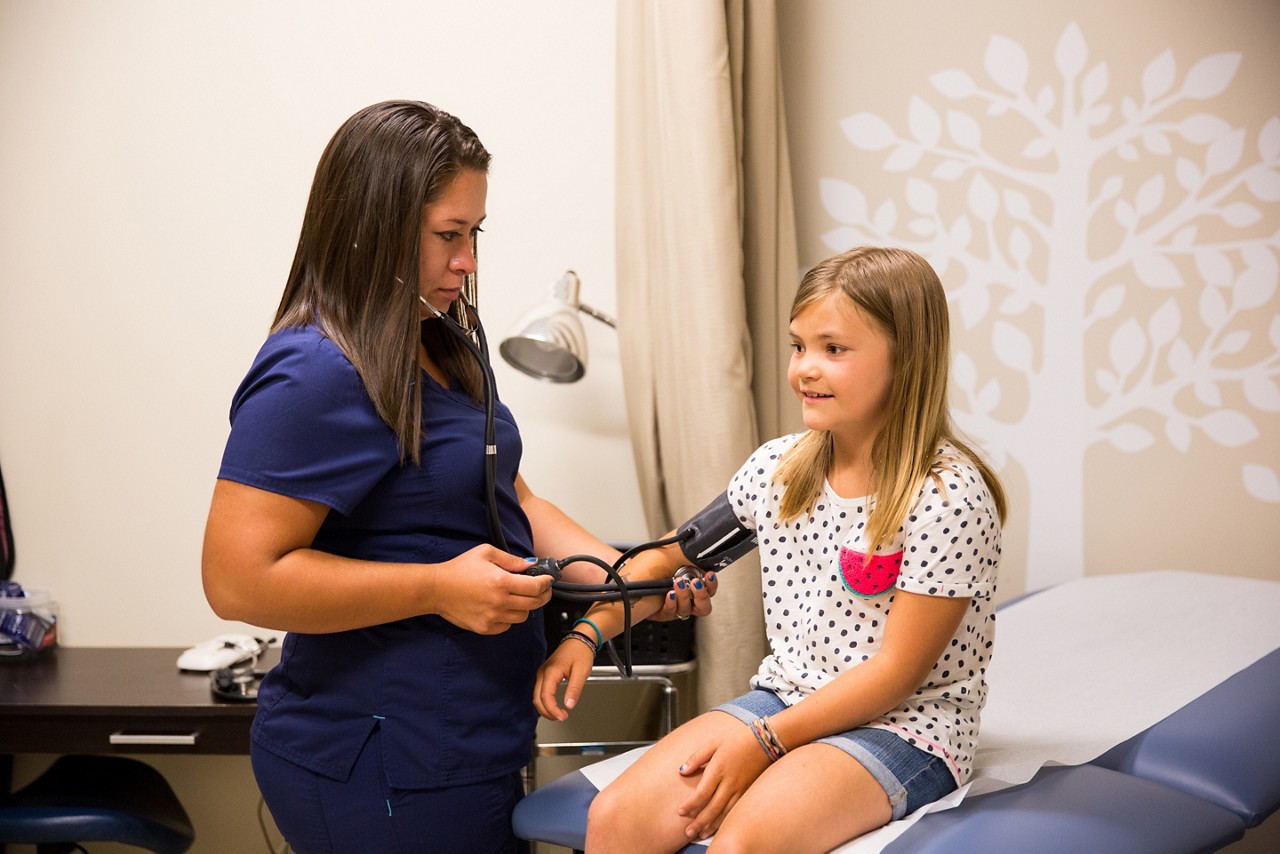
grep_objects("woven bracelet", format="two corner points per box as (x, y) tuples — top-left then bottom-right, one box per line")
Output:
(562, 630), (599, 655)
(759, 716), (788, 757)
(749, 717), (787, 762)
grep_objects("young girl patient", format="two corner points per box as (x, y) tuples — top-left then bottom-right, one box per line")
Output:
(535, 246), (1007, 852)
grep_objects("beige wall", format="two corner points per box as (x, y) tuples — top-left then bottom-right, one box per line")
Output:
(780, 0), (1280, 598)
(0, 1), (624, 850)
(0, 0), (635, 642)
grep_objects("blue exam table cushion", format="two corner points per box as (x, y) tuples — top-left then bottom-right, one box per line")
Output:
(883, 764), (1244, 854)
(1091, 646), (1280, 827)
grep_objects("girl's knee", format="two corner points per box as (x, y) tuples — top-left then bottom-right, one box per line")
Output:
(707, 812), (765, 854)
(586, 783), (638, 847)
(586, 783), (621, 826)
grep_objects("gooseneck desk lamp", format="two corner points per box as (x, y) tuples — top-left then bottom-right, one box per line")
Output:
(499, 270), (616, 383)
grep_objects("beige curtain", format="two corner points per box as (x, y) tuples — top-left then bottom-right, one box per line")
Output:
(616, 0), (800, 710)
(730, 5), (805, 445)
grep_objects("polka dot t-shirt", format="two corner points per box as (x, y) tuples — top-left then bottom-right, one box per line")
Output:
(727, 434), (1001, 785)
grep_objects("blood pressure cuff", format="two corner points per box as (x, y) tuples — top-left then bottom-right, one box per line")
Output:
(677, 493), (757, 571)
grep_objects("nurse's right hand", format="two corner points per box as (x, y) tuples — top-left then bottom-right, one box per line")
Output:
(428, 545), (554, 635)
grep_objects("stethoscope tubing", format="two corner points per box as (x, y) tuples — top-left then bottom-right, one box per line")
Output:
(429, 302), (688, 676)
(425, 298), (507, 552)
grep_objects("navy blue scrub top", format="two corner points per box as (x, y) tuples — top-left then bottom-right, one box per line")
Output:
(218, 325), (543, 787)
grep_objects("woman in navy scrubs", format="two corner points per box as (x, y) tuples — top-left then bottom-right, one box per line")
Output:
(201, 100), (710, 853)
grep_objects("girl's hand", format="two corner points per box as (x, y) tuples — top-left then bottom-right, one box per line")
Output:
(534, 633), (596, 721)
(675, 723), (771, 841)
(650, 571), (718, 622)
(430, 546), (553, 635)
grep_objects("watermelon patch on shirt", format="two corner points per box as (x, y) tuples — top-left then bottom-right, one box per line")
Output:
(839, 548), (903, 597)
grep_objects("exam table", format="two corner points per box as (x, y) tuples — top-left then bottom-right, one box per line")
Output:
(884, 629), (1280, 852)
(513, 572), (1280, 853)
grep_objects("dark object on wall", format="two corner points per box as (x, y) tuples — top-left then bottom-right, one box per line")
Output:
(0, 460), (13, 580)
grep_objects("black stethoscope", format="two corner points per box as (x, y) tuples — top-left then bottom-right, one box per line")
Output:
(420, 294), (693, 675)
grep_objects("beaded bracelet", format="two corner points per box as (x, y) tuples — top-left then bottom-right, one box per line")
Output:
(572, 617), (603, 647)
(561, 629), (599, 655)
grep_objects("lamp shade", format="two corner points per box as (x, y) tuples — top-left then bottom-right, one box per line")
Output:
(499, 271), (615, 383)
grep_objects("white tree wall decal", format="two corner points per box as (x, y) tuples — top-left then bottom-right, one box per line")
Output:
(820, 23), (1280, 588)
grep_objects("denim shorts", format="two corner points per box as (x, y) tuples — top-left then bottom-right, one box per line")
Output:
(713, 689), (956, 821)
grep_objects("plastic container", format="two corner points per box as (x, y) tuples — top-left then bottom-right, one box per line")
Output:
(0, 580), (59, 660)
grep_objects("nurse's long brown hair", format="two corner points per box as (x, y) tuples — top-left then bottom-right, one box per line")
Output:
(273, 100), (491, 465)
(774, 247), (1007, 556)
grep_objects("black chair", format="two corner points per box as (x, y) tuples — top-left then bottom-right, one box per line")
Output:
(0, 755), (195, 853)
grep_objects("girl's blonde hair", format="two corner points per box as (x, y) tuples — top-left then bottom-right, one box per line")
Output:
(774, 247), (1007, 555)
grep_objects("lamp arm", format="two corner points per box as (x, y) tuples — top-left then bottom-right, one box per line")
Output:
(577, 303), (616, 328)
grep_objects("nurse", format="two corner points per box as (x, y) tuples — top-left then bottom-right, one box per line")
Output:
(201, 100), (711, 853)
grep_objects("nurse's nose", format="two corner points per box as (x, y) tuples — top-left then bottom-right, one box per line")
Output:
(451, 239), (477, 275)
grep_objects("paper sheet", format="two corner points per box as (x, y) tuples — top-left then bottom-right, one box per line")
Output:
(579, 571), (1280, 851)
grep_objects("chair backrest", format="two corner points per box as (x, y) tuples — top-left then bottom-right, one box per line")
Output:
(0, 460), (13, 580)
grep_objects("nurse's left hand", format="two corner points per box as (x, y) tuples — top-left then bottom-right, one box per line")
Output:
(650, 569), (717, 622)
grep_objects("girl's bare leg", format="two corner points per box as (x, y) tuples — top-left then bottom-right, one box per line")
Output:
(586, 712), (745, 853)
(708, 743), (892, 854)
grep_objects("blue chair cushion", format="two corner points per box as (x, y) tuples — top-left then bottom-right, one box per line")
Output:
(0, 755), (194, 853)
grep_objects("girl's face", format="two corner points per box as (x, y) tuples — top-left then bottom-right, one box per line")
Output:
(418, 168), (488, 317)
(788, 292), (894, 441)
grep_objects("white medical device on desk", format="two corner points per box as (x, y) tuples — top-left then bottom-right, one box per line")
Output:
(177, 634), (270, 672)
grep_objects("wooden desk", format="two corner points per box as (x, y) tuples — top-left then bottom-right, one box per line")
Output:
(0, 647), (274, 755)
